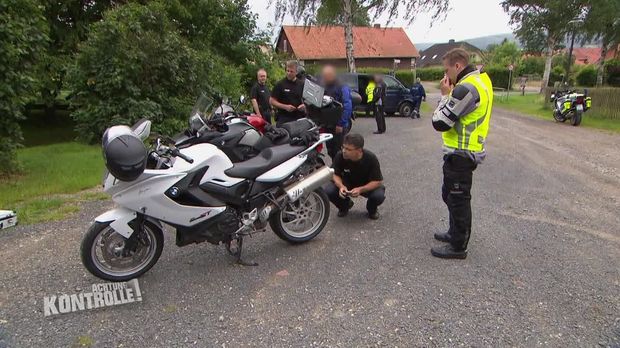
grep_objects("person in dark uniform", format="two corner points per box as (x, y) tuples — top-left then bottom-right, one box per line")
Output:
(373, 74), (387, 134)
(320, 65), (353, 160)
(409, 77), (426, 119)
(270, 60), (305, 126)
(250, 68), (272, 124)
(324, 133), (385, 220)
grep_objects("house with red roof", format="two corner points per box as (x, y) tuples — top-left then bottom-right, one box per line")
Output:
(567, 46), (619, 65)
(274, 25), (420, 69)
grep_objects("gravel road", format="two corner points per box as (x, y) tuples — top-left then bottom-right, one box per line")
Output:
(1, 95), (619, 347)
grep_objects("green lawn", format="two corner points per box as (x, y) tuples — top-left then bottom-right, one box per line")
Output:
(0, 142), (106, 224)
(494, 94), (620, 133)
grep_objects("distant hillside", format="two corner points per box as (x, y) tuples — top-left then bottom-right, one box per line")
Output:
(416, 33), (602, 53)
(416, 33), (519, 53)
(465, 33), (519, 50)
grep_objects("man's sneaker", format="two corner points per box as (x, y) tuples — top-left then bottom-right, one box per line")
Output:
(430, 245), (467, 259)
(368, 210), (380, 220)
(337, 200), (354, 217)
(433, 231), (451, 243)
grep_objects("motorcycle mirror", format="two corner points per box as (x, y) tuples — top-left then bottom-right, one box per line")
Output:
(239, 95), (246, 104)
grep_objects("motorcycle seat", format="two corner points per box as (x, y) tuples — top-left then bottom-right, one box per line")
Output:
(225, 144), (305, 179)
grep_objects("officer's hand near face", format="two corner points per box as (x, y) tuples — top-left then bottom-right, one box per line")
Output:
(440, 76), (452, 96)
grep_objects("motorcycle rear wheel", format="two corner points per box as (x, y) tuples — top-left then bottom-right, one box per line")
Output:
(570, 111), (582, 126)
(81, 220), (164, 281)
(270, 188), (330, 244)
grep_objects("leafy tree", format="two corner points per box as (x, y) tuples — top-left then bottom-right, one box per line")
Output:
(273, 0), (450, 72)
(38, 1), (123, 117)
(581, 0), (620, 86)
(502, 0), (588, 93)
(316, 0), (370, 26)
(516, 56), (545, 76)
(0, 0), (48, 174)
(67, 1), (243, 143)
(485, 40), (521, 67)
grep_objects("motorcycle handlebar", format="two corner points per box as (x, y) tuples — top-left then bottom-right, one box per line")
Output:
(171, 148), (194, 164)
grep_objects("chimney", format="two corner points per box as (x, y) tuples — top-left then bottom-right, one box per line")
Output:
(374, 24), (381, 28)
(449, 39), (455, 44)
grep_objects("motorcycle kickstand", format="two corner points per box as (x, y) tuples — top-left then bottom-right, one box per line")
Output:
(226, 236), (258, 267)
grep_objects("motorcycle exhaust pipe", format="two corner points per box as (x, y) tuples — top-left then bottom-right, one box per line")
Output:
(285, 166), (334, 202)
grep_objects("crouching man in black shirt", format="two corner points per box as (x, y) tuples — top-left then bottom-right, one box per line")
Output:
(324, 133), (385, 220)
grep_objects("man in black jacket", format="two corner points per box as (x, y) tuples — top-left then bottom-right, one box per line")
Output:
(270, 60), (305, 126)
(373, 74), (387, 134)
(250, 68), (272, 124)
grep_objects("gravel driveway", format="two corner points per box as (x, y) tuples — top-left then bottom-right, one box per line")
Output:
(1, 95), (619, 347)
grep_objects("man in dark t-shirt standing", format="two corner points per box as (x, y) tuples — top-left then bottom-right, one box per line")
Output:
(250, 68), (272, 124)
(270, 60), (305, 126)
(324, 133), (385, 220)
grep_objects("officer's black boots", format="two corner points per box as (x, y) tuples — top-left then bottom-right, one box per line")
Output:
(434, 231), (451, 243)
(431, 245), (467, 259)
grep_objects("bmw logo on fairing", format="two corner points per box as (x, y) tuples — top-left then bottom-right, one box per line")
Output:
(169, 187), (180, 197)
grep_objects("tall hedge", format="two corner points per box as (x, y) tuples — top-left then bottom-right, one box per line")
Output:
(485, 66), (513, 90)
(576, 65), (597, 87)
(605, 59), (620, 87)
(0, 0), (48, 174)
(416, 67), (445, 81)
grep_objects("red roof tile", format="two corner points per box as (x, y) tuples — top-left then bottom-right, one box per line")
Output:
(567, 47), (617, 65)
(280, 26), (419, 60)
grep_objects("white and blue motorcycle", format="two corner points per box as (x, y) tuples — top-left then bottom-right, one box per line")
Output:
(81, 96), (334, 281)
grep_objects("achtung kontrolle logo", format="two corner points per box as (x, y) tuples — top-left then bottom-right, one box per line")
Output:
(43, 279), (142, 316)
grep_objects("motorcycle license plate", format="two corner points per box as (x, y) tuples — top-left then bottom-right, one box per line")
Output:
(576, 104), (583, 111)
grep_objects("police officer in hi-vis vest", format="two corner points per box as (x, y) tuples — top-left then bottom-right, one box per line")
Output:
(430, 48), (493, 259)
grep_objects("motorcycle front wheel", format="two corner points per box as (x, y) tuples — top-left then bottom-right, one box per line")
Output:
(270, 188), (330, 244)
(81, 220), (164, 281)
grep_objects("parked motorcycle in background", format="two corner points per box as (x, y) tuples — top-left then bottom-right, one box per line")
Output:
(550, 89), (592, 126)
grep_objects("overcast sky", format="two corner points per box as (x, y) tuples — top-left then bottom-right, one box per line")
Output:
(249, 0), (513, 44)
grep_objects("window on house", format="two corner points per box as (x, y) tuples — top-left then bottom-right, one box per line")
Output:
(283, 39), (288, 52)
(421, 55), (426, 60)
(432, 54), (437, 59)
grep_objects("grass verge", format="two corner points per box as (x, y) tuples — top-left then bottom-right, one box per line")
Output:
(0, 142), (105, 225)
(493, 93), (620, 133)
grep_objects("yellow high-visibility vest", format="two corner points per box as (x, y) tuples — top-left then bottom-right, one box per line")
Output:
(442, 72), (493, 152)
(366, 81), (376, 103)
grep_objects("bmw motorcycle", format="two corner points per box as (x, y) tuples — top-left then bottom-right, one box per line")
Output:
(550, 89), (592, 126)
(80, 98), (335, 281)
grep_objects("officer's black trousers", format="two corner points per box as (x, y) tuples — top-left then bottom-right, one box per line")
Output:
(374, 104), (386, 133)
(442, 153), (477, 250)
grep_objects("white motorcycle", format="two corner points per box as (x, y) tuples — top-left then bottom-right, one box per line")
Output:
(80, 102), (334, 281)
